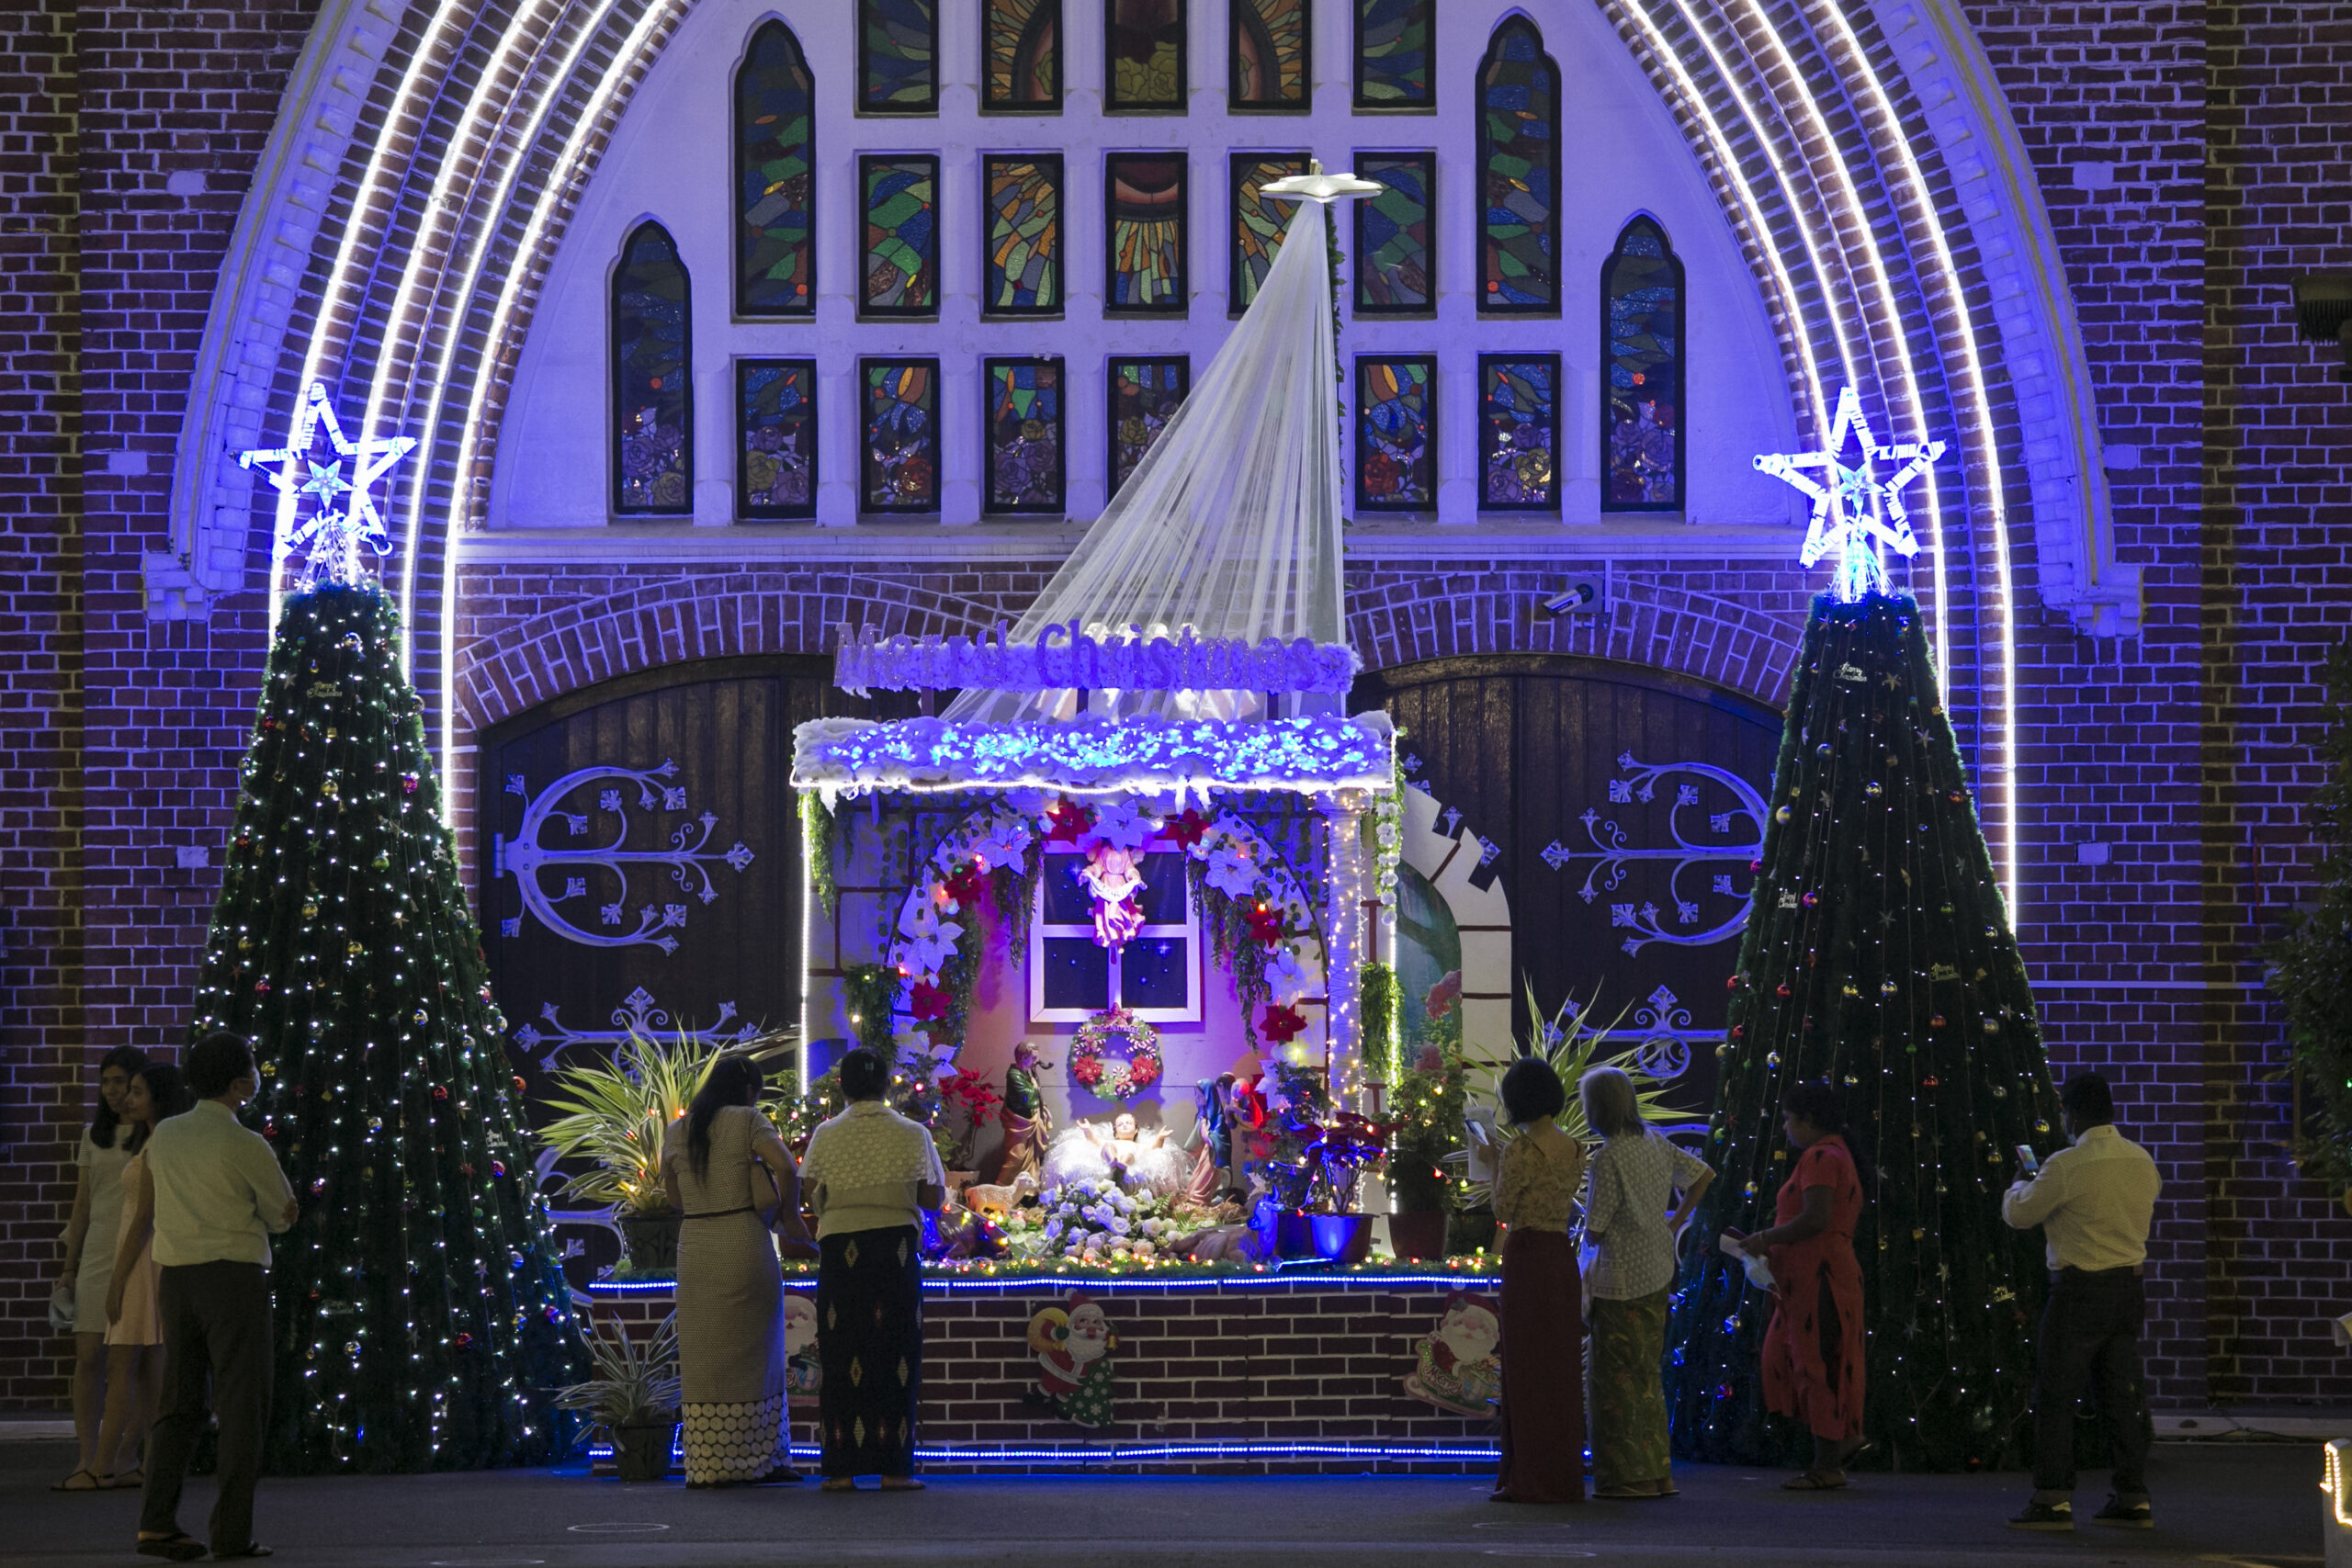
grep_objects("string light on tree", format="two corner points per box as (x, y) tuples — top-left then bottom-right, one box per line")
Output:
(1753, 387), (1947, 603)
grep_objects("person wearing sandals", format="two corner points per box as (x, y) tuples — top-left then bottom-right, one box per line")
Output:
(1487, 1056), (1586, 1505)
(94, 1063), (197, 1492)
(1727, 1080), (1871, 1492)
(52, 1044), (148, 1494)
(134, 1032), (296, 1562)
(660, 1053), (811, 1489)
(1579, 1066), (1713, 1500)
(797, 1048), (944, 1494)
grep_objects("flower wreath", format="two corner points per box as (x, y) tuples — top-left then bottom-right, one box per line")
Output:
(1069, 1008), (1164, 1101)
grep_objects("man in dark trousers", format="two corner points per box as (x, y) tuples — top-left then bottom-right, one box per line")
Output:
(134, 1032), (296, 1562)
(2001, 1069), (2163, 1533)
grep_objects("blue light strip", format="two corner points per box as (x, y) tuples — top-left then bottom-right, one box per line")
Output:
(587, 1271), (1498, 1297)
(588, 1439), (1499, 1465)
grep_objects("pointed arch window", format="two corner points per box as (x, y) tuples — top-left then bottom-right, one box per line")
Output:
(735, 22), (814, 318)
(1476, 17), (1559, 315)
(1601, 216), (1685, 511)
(986, 0), (1063, 110)
(612, 221), (691, 516)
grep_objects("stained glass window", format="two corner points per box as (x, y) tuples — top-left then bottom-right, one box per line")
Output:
(734, 22), (815, 318)
(861, 154), (939, 318)
(1478, 353), (1559, 512)
(1106, 152), (1188, 314)
(1352, 150), (1431, 313)
(1106, 0), (1187, 111)
(985, 0), (1062, 110)
(737, 358), (818, 521)
(1230, 152), (1310, 312)
(1108, 355), (1190, 494)
(1231, 0), (1310, 110)
(985, 357), (1067, 513)
(1476, 18), (1559, 314)
(1356, 355), (1435, 512)
(859, 0), (938, 114)
(862, 358), (940, 513)
(1353, 0), (1431, 109)
(612, 221), (690, 516)
(984, 154), (1061, 315)
(1602, 217), (1685, 511)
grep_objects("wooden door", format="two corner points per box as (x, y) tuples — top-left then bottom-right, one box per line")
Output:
(1354, 654), (1782, 1115)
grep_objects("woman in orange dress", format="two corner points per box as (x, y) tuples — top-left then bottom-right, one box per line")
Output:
(1731, 1081), (1870, 1490)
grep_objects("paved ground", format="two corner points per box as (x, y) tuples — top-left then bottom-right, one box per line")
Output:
(1, 1438), (2327, 1568)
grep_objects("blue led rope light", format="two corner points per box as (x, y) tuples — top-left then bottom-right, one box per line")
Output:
(588, 1271), (1498, 1295)
(589, 1439), (1502, 1463)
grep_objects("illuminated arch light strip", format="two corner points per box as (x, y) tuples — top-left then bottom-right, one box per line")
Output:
(1612, 0), (2016, 914)
(1692, 0), (1953, 687)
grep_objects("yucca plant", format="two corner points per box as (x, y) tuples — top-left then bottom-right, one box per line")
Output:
(537, 1032), (710, 1217)
(1447, 979), (1678, 1209)
(551, 1310), (681, 1431)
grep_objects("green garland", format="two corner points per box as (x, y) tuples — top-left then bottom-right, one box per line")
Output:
(1361, 961), (1400, 1081)
(841, 962), (900, 1059)
(802, 793), (838, 919)
(2266, 641), (2352, 1185)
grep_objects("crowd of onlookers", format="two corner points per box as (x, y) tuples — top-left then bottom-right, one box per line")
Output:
(53, 1032), (2163, 1551)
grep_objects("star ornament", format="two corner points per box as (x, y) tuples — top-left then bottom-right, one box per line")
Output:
(238, 380), (418, 566)
(1753, 387), (1947, 601)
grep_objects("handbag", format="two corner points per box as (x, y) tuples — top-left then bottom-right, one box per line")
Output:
(48, 1281), (76, 1334)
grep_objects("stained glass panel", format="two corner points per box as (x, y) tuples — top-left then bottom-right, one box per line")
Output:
(1356, 355), (1435, 512)
(1477, 18), (1559, 314)
(1230, 152), (1310, 312)
(734, 23), (815, 317)
(1231, 0), (1310, 110)
(611, 222), (690, 516)
(1108, 355), (1190, 494)
(985, 0), (1062, 109)
(862, 358), (940, 513)
(985, 357), (1066, 513)
(1106, 0), (1187, 111)
(1603, 218), (1685, 511)
(1478, 353), (1558, 512)
(1106, 152), (1187, 314)
(984, 154), (1061, 315)
(737, 358), (818, 521)
(859, 0), (938, 113)
(861, 154), (939, 318)
(1352, 150), (1431, 313)
(1353, 0), (1431, 108)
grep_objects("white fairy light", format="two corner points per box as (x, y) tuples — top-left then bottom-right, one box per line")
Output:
(237, 380), (417, 587)
(1754, 387), (1946, 603)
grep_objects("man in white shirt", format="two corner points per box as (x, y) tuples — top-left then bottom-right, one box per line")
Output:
(134, 1032), (296, 1563)
(2000, 1070), (2162, 1534)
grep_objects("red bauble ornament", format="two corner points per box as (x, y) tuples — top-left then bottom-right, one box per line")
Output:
(1776, 982), (1792, 998)
(1930, 1013), (1947, 1029)
(1922, 1076), (1940, 1089)
(454, 1332), (474, 1349)
(254, 978), (272, 994)
(1729, 1024), (1746, 1041)
(432, 1085), (450, 1101)
(512, 1075), (526, 1094)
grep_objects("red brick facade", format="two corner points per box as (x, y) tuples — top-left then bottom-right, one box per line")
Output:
(6, 2), (2346, 1416)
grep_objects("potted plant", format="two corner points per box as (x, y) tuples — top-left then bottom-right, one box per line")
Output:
(538, 1032), (709, 1271)
(1385, 1021), (1467, 1262)
(553, 1311), (681, 1483)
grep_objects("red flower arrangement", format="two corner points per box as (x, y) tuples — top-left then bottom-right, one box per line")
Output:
(1243, 902), (1285, 946)
(943, 862), (989, 909)
(1162, 808), (1213, 849)
(1261, 1003), (1308, 1044)
(1043, 796), (1094, 844)
(939, 1069), (1003, 1129)
(910, 981), (952, 1022)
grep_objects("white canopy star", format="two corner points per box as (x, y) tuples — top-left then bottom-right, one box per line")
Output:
(1753, 387), (1946, 601)
(1258, 169), (1385, 204)
(238, 380), (417, 565)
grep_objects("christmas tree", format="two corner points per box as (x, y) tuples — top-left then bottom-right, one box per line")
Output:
(189, 580), (583, 1473)
(2263, 642), (2352, 1182)
(1664, 591), (2062, 1472)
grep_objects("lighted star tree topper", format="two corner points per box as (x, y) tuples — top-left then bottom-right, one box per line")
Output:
(1754, 388), (1946, 602)
(238, 379), (418, 589)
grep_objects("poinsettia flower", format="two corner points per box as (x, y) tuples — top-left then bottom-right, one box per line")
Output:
(910, 981), (951, 1021)
(896, 901), (962, 976)
(1042, 796), (1093, 843)
(971, 815), (1035, 868)
(1262, 1002), (1309, 1044)
(1204, 842), (1258, 898)
(1263, 944), (1311, 1005)
(1079, 797), (1159, 853)
(1244, 903), (1285, 946)
(1162, 808), (1213, 849)
(944, 863), (989, 908)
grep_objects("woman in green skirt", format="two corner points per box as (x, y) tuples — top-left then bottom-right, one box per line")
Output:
(1579, 1066), (1713, 1499)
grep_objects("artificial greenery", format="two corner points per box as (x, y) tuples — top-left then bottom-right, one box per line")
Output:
(803, 792), (838, 918)
(187, 581), (581, 1472)
(1362, 960), (1400, 1079)
(1450, 982), (1674, 1208)
(841, 961), (902, 1059)
(1386, 1032), (1467, 1215)
(2264, 642), (2352, 1185)
(551, 1311), (681, 1433)
(1664, 592), (2061, 1473)
(537, 1031), (710, 1217)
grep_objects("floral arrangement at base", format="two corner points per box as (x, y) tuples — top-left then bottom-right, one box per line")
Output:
(755, 1251), (1502, 1283)
(1013, 1178), (1182, 1265)
(1068, 1008), (1164, 1101)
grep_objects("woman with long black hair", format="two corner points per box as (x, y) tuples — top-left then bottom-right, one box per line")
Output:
(660, 1053), (808, 1487)
(95, 1060), (195, 1487)
(51, 1044), (148, 1492)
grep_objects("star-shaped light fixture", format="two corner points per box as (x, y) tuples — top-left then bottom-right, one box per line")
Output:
(1753, 386), (1946, 602)
(1259, 168), (1385, 205)
(238, 380), (417, 585)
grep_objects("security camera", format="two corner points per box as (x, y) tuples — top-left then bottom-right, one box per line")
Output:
(2291, 274), (2352, 381)
(1541, 580), (1601, 616)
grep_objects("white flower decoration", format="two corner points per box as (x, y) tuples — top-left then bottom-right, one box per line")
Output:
(1204, 842), (1259, 898)
(1263, 943), (1312, 1005)
(1080, 797), (1159, 853)
(896, 901), (962, 976)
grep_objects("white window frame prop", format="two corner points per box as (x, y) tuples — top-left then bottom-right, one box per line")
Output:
(1028, 840), (1202, 1023)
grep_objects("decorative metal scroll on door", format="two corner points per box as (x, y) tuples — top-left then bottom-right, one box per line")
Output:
(510, 985), (762, 1074)
(492, 761), (755, 953)
(1540, 752), (1765, 955)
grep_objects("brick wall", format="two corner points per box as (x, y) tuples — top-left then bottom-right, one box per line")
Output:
(0, 0), (85, 1404)
(592, 1278), (1499, 1474)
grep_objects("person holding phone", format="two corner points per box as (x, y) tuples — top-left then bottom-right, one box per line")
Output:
(662, 1053), (808, 1488)
(2001, 1071), (2162, 1532)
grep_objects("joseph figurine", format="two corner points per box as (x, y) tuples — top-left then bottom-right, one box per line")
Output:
(994, 1041), (1055, 1185)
